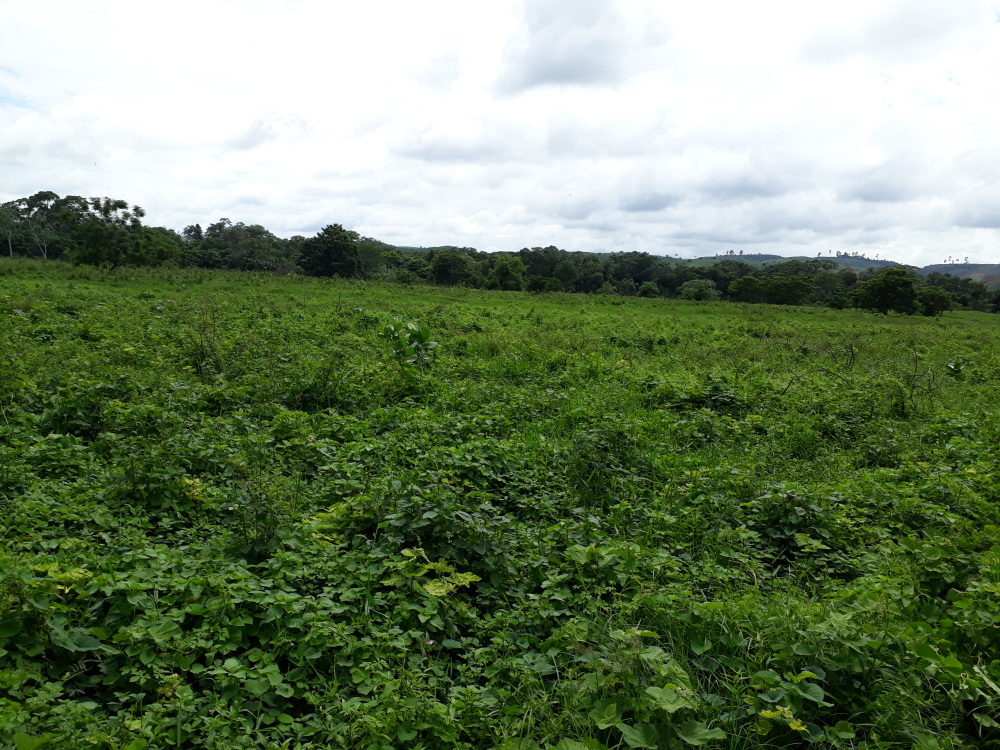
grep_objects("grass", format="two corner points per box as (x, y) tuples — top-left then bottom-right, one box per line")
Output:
(1, 258), (999, 750)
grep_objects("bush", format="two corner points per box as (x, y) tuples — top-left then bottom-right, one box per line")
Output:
(679, 278), (719, 301)
(637, 281), (660, 297)
(917, 285), (953, 316)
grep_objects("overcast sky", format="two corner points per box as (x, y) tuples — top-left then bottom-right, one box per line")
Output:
(2, 0), (1000, 263)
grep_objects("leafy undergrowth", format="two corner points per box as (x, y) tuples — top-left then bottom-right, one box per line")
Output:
(1, 262), (1000, 750)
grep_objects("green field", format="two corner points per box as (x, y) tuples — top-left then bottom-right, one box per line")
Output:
(2, 259), (1000, 750)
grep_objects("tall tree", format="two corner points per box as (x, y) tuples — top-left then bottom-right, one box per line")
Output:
(853, 268), (918, 315)
(300, 224), (360, 278)
(0, 203), (17, 258)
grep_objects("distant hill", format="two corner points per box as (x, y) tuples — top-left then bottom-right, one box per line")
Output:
(918, 263), (1000, 288)
(685, 254), (900, 271)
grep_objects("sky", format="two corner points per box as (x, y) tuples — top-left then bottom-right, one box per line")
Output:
(2, 0), (1000, 264)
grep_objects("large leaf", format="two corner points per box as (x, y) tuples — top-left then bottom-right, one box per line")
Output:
(245, 678), (270, 697)
(619, 724), (656, 749)
(690, 638), (713, 655)
(147, 620), (182, 642)
(0, 616), (23, 639)
(259, 663), (284, 686)
(787, 681), (825, 703)
(397, 726), (418, 741)
(646, 686), (693, 714)
(675, 721), (726, 746)
(591, 702), (621, 730)
(50, 629), (101, 653)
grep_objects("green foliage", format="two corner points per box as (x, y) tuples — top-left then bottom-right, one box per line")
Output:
(853, 267), (919, 314)
(918, 285), (954, 316)
(299, 223), (361, 278)
(431, 250), (482, 286)
(1, 261), (999, 749)
(637, 281), (660, 298)
(378, 316), (439, 376)
(485, 254), (527, 291)
(678, 279), (719, 301)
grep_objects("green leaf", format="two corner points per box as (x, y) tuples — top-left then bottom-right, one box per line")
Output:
(646, 686), (693, 714)
(913, 643), (938, 661)
(71, 633), (101, 651)
(753, 670), (781, 685)
(675, 720), (726, 746)
(245, 678), (270, 697)
(758, 688), (787, 703)
(591, 702), (621, 730)
(260, 663), (283, 685)
(791, 681), (825, 702)
(690, 638), (712, 655)
(829, 721), (856, 739)
(0, 617), (23, 638)
(13, 734), (53, 750)
(137, 644), (156, 665)
(619, 724), (654, 749)
(275, 682), (294, 697)
(397, 726), (418, 741)
(147, 620), (182, 641)
(552, 742), (589, 750)
(659, 659), (694, 689)
(973, 713), (1000, 728)
(939, 655), (963, 675)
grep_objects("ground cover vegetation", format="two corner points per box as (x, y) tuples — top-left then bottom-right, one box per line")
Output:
(2, 192), (998, 318)
(1, 258), (1000, 750)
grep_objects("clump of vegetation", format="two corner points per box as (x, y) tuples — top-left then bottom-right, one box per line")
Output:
(3, 191), (999, 315)
(1, 260), (1000, 749)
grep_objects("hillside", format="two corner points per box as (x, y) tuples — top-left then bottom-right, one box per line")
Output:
(919, 263), (1000, 288)
(684, 254), (900, 271)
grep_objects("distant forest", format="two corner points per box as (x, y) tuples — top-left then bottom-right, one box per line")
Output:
(1, 191), (997, 315)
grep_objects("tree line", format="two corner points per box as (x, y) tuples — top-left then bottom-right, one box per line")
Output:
(2, 190), (997, 315)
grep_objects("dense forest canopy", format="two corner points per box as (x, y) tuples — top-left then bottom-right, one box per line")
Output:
(2, 191), (997, 315)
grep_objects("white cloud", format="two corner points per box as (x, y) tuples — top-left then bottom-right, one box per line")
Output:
(0, 0), (999, 264)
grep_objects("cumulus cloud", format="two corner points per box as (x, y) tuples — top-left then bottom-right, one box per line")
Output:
(0, 0), (998, 264)
(496, 0), (633, 92)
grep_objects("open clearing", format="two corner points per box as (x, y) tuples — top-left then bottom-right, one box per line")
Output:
(2, 262), (999, 750)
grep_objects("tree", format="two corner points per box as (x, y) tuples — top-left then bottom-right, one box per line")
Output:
(763, 275), (813, 305)
(300, 224), (360, 278)
(526, 275), (548, 292)
(26, 214), (58, 259)
(69, 198), (176, 268)
(431, 251), (479, 286)
(727, 276), (764, 303)
(553, 259), (577, 289)
(0, 203), (17, 258)
(637, 281), (660, 297)
(678, 279), (719, 301)
(853, 268), (918, 315)
(967, 281), (990, 311)
(916, 286), (953, 317)
(485, 254), (526, 290)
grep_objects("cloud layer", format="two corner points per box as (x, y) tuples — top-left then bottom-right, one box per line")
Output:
(1, 0), (999, 264)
